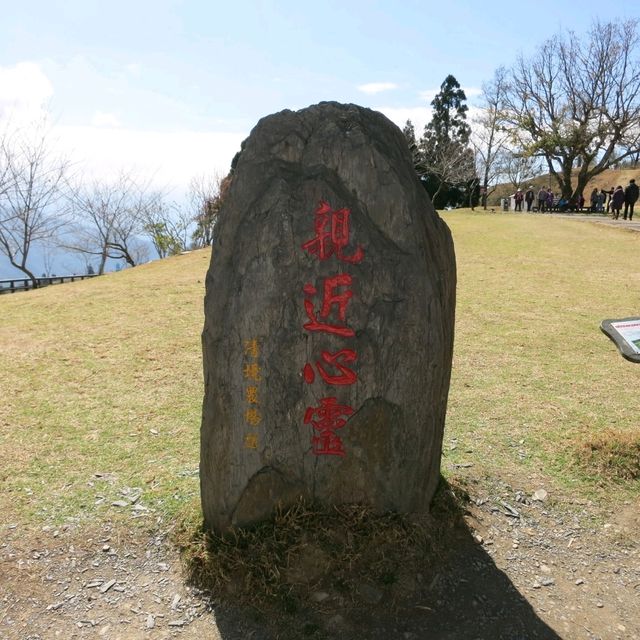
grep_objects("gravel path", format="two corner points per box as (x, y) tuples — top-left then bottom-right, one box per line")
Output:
(528, 211), (640, 233)
(2, 479), (638, 640)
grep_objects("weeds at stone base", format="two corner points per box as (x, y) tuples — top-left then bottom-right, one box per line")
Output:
(173, 480), (468, 615)
(572, 428), (640, 481)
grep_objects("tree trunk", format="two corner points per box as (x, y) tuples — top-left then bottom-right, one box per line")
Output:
(482, 164), (491, 210)
(573, 174), (590, 201)
(469, 179), (478, 210)
(431, 182), (445, 209)
(559, 159), (575, 199)
(9, 258), (38, 289)
(98, 248), (108, 275)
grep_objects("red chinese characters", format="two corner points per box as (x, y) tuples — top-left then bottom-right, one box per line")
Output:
(301, 201), (363, 457)
(301, 201), (364, 264)
(304, 397), (354, 457)
(303, 275), (355, 338)
(303, 349), (357, 386)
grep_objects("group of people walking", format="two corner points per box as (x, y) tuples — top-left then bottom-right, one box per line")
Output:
(510, 178), (639, 218)
(513, 186), (579, 212)
(590, 179), (639, 220)
(512, 186), (553, 212)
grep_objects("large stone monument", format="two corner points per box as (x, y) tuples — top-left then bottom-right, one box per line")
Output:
(200, 102), (456, 532)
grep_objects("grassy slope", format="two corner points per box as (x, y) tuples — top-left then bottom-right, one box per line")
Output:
(0, 213), (638, 528)
(444, 211), (640, 495)
(0, 250), (210, 525)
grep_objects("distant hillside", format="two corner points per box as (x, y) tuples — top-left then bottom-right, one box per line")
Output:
(489, 166), (640, 204)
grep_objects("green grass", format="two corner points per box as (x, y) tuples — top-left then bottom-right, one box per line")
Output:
(0, 211), (638, 529)
(443, 210), (640, 498)
(0, 250), (209, 526)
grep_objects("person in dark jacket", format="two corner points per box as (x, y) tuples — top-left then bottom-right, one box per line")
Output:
(537, 187), (547, 212)
(525, 186), (535, 212)
(604, 187), (614, 213)
(546, 189), (554, 212)
(514, 189), (524, 211)
(611, 185), (625, 220)
(623, 179), (639, 220)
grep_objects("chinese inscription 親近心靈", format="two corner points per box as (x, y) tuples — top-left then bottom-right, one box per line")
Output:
(301, 201), (364, 456)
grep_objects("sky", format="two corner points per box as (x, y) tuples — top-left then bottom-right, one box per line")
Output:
(0, 0), (638, 276)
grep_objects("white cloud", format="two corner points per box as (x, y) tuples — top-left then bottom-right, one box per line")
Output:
(0, 62), (53, 123)
(465, 87), (482, 98)
(0, 60), (245, 197)
(418, 89), (439, 103)
(375, 103), (483, 138)
(357, 82), (398, 95)
(375, 106), (432, 135)
(91, 111), (122, 128)
(55, 125), (246, 195)
(124, 63), (142, 76)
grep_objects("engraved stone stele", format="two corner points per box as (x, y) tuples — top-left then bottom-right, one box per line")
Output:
(200, 102), (456, 532)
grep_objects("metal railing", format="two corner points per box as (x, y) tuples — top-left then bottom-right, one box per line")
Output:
(0, 274), (99, 295)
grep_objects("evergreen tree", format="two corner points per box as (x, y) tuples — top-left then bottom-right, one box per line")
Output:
(402, 119), (422, 170)
(418, 75), (477, 208)
(402, 119), (417, 147)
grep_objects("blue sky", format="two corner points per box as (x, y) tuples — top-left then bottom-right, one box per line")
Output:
(0, 0), (638, 276)
(3, 0), (638, 192)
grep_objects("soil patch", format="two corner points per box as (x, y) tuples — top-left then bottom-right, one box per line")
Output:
(2, 478), (638, 639)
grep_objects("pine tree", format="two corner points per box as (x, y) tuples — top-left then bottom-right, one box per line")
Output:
(402, 119), (422, 170)
(418, 75), (476, 208)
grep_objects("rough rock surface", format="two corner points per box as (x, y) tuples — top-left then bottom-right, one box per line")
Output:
(200, 101), (456, 532)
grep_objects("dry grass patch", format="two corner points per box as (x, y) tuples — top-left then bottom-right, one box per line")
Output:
(572, 428), (640, 481)
(175, 483), (467, 615)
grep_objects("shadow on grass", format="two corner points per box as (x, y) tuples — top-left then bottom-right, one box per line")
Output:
(183, 479), (562, 640)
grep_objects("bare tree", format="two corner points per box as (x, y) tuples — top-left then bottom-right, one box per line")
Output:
(501, 19), (640, 199)
(65, 173), (154, 274)
(0, 126), (70, 287)
(417, 139), (476, 206)
(471, 67), (510, 209)
(41, 244), (57, 277)
(189, 173), (231, 247)
(0, 134), (13, 199)
(141, 196), (193, 258)
(502, 152), (542, 192)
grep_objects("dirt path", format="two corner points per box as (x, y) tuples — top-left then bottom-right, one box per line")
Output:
(2, 477), (639, 640)
(532, 211), (640, 234)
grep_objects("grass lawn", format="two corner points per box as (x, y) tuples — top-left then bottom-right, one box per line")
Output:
(1, 210), (638, 530)
(444, 209), (640, 496)
(0, 250), (210, 527)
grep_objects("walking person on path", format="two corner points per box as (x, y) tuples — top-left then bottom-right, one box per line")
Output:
(611, 186), (625, 220)
(525, 186), (535, 212)
(546, 189), (554, 212)
(514, 189), (524, 211)
(537, 187), (547, 212)
(623, 179), (639, 220)
(605, 187), (614, 213)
